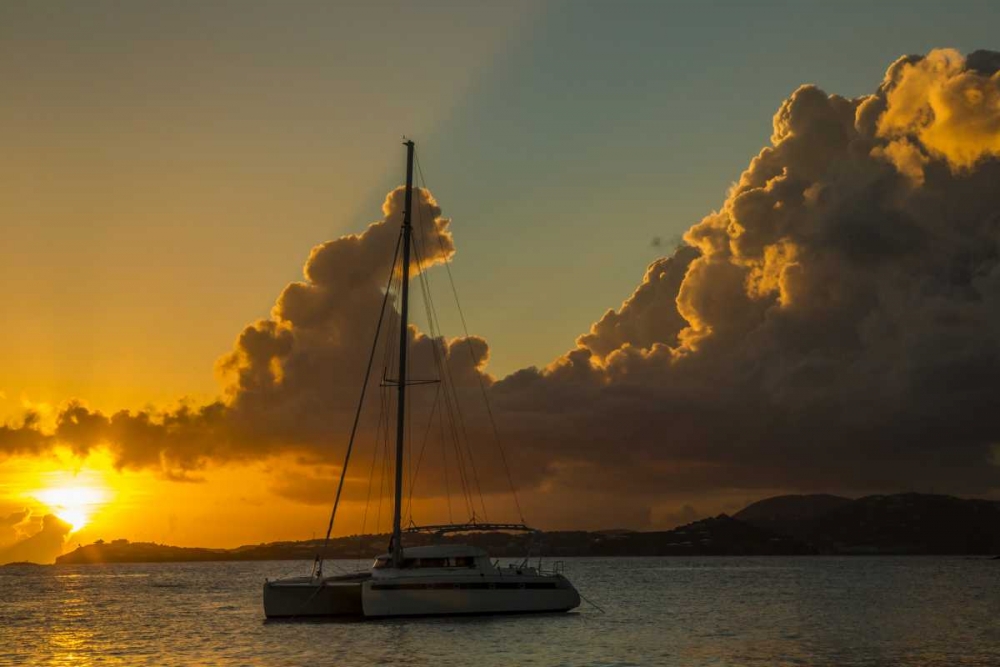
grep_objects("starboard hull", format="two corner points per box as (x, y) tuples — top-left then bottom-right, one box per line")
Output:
(361, 574), (580, 618)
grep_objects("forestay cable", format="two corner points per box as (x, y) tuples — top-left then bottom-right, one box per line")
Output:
(414, 152), (526, 524)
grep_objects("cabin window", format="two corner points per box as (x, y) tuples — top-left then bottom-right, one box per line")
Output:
(374, 556), (475, 568)
(379, 558), (422, 569)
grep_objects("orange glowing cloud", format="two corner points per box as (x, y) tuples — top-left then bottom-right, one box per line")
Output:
(877, 49), (1000, 179)
(3, 49), (1000, 536)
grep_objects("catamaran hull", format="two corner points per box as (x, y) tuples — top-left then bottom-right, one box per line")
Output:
(361, 575), (581, 618)
(263, 580), (364, 618)
(263, 574), (580, 619)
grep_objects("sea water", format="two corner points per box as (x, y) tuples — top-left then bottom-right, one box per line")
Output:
(1, 556), (997, 666)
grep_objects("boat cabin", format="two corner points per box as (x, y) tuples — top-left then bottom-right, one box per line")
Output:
(371, 545), (490, 575)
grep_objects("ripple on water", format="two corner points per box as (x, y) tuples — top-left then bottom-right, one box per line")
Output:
(2, 558), (999, 666)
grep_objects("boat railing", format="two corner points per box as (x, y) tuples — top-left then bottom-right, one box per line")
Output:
(405, 522), (538, 537)
(539, 560), (565, 575)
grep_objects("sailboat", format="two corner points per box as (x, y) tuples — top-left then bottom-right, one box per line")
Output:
(262, 141), (580, 619)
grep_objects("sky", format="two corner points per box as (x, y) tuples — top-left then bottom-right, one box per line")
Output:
(2, 1), (1000, 560)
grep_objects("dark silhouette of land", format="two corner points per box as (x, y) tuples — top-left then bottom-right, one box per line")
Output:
(735, 493), (1000, 555)
(55, 493), (1000, 565)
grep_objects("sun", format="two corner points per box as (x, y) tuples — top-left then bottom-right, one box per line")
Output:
(34, 485), (108, 532)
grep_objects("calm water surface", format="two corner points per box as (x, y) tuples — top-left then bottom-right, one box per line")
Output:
(1, 557), (997, 666)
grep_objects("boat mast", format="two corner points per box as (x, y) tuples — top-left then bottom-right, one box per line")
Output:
(391, 139), (415, 568)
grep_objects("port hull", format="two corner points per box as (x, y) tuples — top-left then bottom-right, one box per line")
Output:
(263, 577), (365, 618)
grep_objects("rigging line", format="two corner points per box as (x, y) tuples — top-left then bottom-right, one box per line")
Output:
(439, 403), (454, 524)
(446, 361), (491, 523)
(315, 231), (402, 574)
(406, 315), (413, 522)
(404, 382), (442, 524)
(376, 403), (388, 538)
(410, 187), (483, 520)
(383, 398), (393, 535)
(416, 152), (525, 524)
(439, 334), (484, 521)
(356, 391), (383, 566)
(373, 253), (403, 547)
(364, 302), (399, 559)
(578, 589), (607, 614)
(424, 331), (474, 519)
(410, 234), (476, 519)
(404, 255), (450, 525)
(444, 379), (475, 519)
(379, 325), (398, 538)
(363, 250), (401, 543)
(380, 256), (401, 385)
(359, 245), (405, 566)
(407, 231), (453, 523)
(409, 227), (469, 510)
(412, 204), (489, 522)
(368, 344), (391, 548)
(438, 347), (475, 517)
(404, 243), (418, 514)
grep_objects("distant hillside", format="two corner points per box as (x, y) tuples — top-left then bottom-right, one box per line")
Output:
(738, 493), (1000, 555)
(53, 493), (1000, 565)
(799, 493), (1000, 554)
(735, 494), (853, 534)
(58, 539), (229, 564)
(56, 515), (813, 564)
(57, 535), (387, 565)
(578, 515), (815, 556)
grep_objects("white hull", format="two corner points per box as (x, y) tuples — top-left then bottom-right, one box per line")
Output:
(362, 573), (580, 618)
(263, 569), (580, 619)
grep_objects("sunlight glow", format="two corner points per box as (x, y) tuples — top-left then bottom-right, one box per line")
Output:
(34, 485), (109, 532)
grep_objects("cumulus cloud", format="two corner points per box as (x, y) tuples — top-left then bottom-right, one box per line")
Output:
(214, 185), (468, 455)
(508, 47), (1000, 503)
(0, 413), (52, 457)
(577, 246), (699, 361)
(1, 187), (483, 481)
(2, 48), (1000, 528)
(0, 509), (32, 546)
(877, 49), (1000, 178)
(0, 514), (71, 565)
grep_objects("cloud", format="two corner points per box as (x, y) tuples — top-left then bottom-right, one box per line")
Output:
(0, 514), (72, 565)
(0, 509), (32, 546)
(214, 185), (466, 455)
(577, 246), (699, 361)
(3, 49), (1000, 528)
(0, 412), (52, 457)
(508, 47), (1000, 501)
(877, 49), (1000, 178)
(1, 188), (463, 469)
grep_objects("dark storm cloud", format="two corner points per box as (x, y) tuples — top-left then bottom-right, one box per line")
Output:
(3, 49), (1000, 521)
